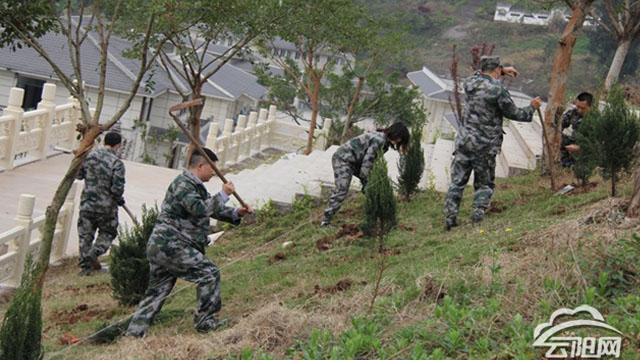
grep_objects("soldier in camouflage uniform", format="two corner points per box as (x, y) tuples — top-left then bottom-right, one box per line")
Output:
(321, 122), (409, 227)
(443, 56), (542, 230)
(560, 92), (593, 167)
(126, 148), (252, 337)
(76, 132), (125, 275)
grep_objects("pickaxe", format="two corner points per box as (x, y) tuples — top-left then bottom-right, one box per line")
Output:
(121, 203), (140, 228)
(168, 98), (247, 208)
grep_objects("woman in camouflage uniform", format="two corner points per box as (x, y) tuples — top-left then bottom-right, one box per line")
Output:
(320, 122), (409, 227)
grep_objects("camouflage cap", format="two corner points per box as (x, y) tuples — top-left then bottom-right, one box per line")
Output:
(480, 56), (501, 71)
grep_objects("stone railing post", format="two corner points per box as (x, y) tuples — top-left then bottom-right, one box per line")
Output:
(256, 108), (268, 151)
(220, 118), (234, 168)
(268, 105), (277, 122)
(1, 88), (25, 170)
(234, 115), (247, 162)
(36, 83), (57, 160)
(245, 111), (257, 158)
(315, 118), (332, 151)
(5, 194), (35, 288)
(205, 122), (219, 151)
(51, 181), (78, 263)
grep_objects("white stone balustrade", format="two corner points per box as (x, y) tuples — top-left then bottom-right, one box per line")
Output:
(0, 182), (78, 288)
(0, 85), (80, 171)
(205, 105), (332, 169)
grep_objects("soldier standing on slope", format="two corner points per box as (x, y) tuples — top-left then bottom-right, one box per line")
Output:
(76, 132), (125, 275)
(443, 56), (542, 230)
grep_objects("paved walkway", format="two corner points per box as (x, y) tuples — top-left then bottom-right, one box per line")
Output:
(0, 154), (190, 257)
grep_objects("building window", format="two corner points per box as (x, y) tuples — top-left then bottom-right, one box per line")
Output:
(227, 38), (233, 46)
(295, 52), (300, 59)
(16, 75), (45, 110)
(280, 49), (287, 57)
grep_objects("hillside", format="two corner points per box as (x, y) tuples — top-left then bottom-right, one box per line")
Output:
(5, 169), (639, 359)
(366, 0), (640, 104)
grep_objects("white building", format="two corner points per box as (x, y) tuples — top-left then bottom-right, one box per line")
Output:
(494, 3), (596, 26)
(0, 25), (268, 168)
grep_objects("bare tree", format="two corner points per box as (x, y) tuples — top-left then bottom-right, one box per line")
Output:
(155, 0), (295, 164)
(0, 0), (173, 293)
(590, 0), (640, 90)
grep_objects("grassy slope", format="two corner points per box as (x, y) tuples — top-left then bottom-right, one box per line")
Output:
(4, 169), (639, 359)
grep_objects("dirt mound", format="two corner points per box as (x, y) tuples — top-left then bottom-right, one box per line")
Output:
(316, 224), (365, 252)
(487, 200), (507, 214)
(269, 252), (287, 264)
(315, 236), (334, 251)
(335, 223), (363, 241)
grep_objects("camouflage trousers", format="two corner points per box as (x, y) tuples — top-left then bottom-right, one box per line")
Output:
(322, 154), (354, 223)
(560, 134), (575, 166)
(126, 226), (222, 337)
(78, 210), (118, 270)
(443, 148), (496, 221)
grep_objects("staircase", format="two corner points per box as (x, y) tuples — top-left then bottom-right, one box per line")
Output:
(425, 115), (543, 193)
(224, 114), (544, 208)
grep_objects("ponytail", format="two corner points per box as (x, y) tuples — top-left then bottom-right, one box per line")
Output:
(377, 122), (410, 153)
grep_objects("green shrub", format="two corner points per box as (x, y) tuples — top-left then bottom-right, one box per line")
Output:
(0, 256), (42, 360)
(576, 85), (640, 196)
(397, 126), (425, 200)
(110, 204), (158, 306)
(362, 151), (397, 242)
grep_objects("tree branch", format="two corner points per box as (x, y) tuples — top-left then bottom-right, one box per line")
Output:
(102, 14), (161, 130)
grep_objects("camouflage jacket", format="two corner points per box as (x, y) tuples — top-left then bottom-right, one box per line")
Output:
(560, 105), (582, 142)
(153, 170), (240, 253)
(456, 73), (535, 155)
(334, 131), (388, 180)
(77, 148), (125, 214)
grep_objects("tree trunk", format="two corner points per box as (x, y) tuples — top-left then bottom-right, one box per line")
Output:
(305, 76), (321, 155)
(543, 0), (595, 167)
(34, 124), (101, 289)
(604, 37), (632, 91)
(611, 176), (616, 197)
(627, 160), (640, 217)
(185, 85), (204, 166)
(340, 76), (365, 144)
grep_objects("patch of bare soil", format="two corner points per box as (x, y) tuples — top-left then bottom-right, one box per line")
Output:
(315, 236), (334, 251)
(487, 200), (507, 214)
(268, 252), (287, 264)
(315, 223), (365, 252)
(305, 278), (367, 298)
(48, 303), (115, 328)
(45, 282), (112, 300)
(398, 224), (416, 232)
